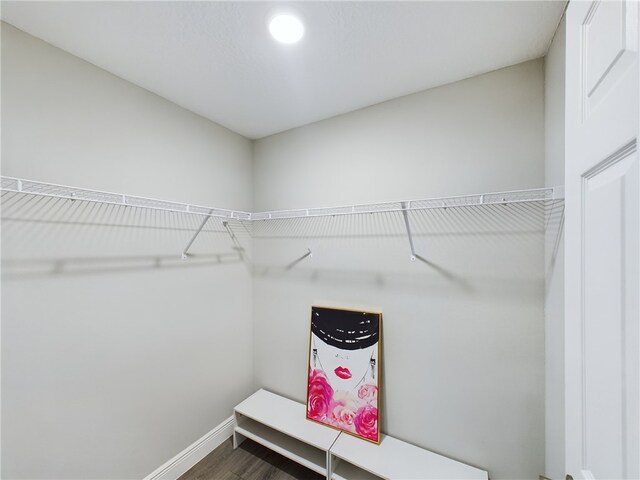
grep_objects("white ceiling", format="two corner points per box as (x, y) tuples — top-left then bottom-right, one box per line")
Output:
(1, 1), (565, 139)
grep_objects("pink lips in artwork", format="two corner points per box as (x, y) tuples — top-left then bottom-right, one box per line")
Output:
(334, 366), (352, 379)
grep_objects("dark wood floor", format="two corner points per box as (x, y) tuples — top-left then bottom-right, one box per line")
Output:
(179, 438), (325, 480)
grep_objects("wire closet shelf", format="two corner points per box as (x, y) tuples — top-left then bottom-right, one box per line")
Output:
(0, 175), (565, 262)
(1, 175), (563, 222)
(0, 176), (252, 220)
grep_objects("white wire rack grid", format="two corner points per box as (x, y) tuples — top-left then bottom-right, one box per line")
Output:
(0, 176), (251, 221)
(250, 187), (562, 221)
(1, 176), (563, 223)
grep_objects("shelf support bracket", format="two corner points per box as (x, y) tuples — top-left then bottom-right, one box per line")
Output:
(549, 203), (565, 271)
(285, 248), (312, 270)
(400, 202), (472, 291)
(401, 202), (417, 261)
(223, 221), (245, 261)
(182, 212), (212, 260)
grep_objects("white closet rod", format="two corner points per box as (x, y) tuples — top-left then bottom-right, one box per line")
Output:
(1, 175), (564, 222)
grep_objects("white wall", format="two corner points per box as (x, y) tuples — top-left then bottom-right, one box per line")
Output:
(1, 23), (254, 479)
(2, 22), (552, 480)
(252, 59), (545, 479)
(544, 17), (566, 480)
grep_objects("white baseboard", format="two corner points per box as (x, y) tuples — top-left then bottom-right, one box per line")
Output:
(143, 415), (235, 480)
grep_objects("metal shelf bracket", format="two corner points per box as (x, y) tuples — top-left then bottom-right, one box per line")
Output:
(401, 201), (417, 261)
(285, 248), (313, 270)
(182, 212), (212, 260)
(223, 221), (245, 261)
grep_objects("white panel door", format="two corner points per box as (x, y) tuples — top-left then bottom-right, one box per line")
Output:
(565, 1), (639, 479)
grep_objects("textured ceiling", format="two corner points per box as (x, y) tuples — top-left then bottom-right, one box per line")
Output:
(1, 1), (565, 139)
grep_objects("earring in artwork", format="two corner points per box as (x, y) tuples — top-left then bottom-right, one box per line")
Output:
(313, 348), (318, 368)
(370, 358), (376, 379)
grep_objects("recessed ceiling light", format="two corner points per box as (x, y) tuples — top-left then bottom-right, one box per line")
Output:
(269, 14), (304, 44)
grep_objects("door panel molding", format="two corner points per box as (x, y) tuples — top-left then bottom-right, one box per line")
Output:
(579, 141), (638, 478)
(581, 0), (638, 122)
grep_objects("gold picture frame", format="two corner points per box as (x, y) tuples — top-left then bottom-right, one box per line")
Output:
(306, 305), (382, 444)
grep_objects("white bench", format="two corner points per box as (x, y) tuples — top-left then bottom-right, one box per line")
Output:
(233, 389), (488, 480)
(233, 388), (340, 477)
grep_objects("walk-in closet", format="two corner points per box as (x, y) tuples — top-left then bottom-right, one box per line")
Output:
(2, 2), (638, 480)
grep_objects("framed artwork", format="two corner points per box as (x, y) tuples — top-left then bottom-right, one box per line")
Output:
(306, 306), (381, 443)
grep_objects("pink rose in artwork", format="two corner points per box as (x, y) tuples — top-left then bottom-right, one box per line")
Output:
(329, 391), (357, 430)
(357, 384), (378, 404)
(354, 404), (378, 441)
(333, 405), (356, 429)
(307, 369), (334, 421)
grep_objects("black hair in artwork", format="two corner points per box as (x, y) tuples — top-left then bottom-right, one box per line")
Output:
(311, 306), (379, 350)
